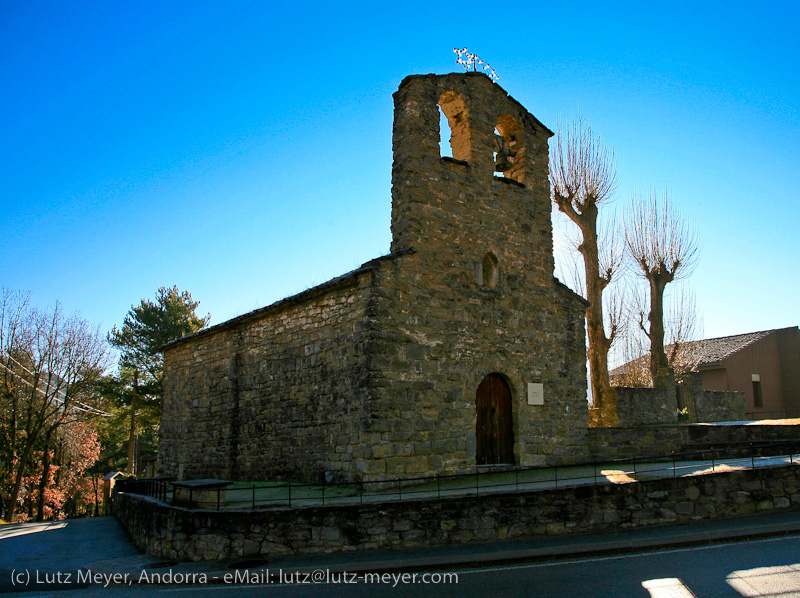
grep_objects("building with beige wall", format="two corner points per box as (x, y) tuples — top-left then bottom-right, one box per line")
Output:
(691, 327), (800, 419)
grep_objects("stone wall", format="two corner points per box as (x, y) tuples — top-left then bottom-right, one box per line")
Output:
(373, 73), (589, 472)
(587, 422), (800, 462)
(114, 464), (800, 561)
(615, 384), (678, 426)
(685, 372), (746, 422)
(613, 372), (746, 426)
(159, 267), (378, 483)
(360, 253), (589, 475)
(695, 390), (747, 422)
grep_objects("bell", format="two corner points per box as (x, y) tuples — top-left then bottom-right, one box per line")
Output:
(494, 133), (514, 172)
(495, 150), (512, 172)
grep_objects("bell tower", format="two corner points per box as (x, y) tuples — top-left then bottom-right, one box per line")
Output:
(390, 73), (556, 288)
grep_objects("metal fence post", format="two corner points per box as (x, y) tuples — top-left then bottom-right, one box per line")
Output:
(672, 452), (676, 477)
(554, 465), (558, 489)
(751, 443), (755, 469)
(711, 447), (715, 473)
(437, 474), (441, 499)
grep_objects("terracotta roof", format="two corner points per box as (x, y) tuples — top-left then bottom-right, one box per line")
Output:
(685, 329), (778, 368)
(611, 328), (791, 377)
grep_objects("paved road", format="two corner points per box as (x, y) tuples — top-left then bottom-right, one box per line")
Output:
(0, 518), (141, 593)
(3, 532), (800, 597)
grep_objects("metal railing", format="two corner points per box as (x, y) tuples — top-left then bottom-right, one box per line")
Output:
(744, 410), (800, 420)
(116, 440), (800, 511)
(116, 478), (170, 502)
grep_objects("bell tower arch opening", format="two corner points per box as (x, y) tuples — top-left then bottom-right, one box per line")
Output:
(438, 90), (470, 162)
(494, 114), (525, 183)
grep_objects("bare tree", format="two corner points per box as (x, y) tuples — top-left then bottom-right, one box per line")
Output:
(624, 190), (700, 386)
(611, 283), (703, 386)
(0, 291), (109, 521)
(550, 117), (620, 417)
(664, 284), (704, 378)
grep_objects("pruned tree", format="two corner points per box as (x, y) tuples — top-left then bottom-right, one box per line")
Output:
(624, 190), (700, 386)
(550, 117), (620, 415)
(663, 284), (704, 379)
(107, 286), (209, 475)
(612, 283), (703, 386)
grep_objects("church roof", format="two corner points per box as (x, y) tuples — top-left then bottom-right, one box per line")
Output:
(161, 249), (414, 350)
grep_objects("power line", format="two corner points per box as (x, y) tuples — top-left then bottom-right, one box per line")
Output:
(0, 355), (111, 417)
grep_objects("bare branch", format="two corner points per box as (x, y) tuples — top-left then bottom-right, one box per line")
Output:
(624, 189), (700, 283)
(597, 209), (625, 291)
(0, 293), (109, 520)
(664, 284), (704, 376)
(623, 189), (701, 386)
(550, 116), (617, 220)
(552, 209), (587, 297)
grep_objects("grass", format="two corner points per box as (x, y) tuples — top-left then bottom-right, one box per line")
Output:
(148, 453), (798, 510)
(203, 461), (687, 509)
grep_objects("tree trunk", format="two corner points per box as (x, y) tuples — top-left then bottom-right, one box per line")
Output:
(577, 206), (615, 420)
(2, 373), (18, 520)
(648, 273), (672, 387)
(35, 429), (52, 521)
(5, 430), (40, 521)
(93, 475), (99, 517)
(126, 371), (138, 476)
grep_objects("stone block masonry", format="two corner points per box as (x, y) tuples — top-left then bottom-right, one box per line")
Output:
(615, 385), (679, 426)
(159, 262), (381, 483)
(608, 371), (746, 426)
(587, 422), (800, 462)
(114, 464), (800, 561)
(695, 389), (746, 422)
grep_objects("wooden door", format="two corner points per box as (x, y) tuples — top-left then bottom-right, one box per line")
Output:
(476, 373), (514, 465)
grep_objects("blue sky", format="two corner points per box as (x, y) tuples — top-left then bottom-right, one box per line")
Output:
(2, 0), (798, 346)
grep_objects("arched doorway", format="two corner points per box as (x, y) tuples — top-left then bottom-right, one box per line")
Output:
(476, 373), (514, 465)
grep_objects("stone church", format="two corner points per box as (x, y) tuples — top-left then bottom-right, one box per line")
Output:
(158, 73), (589, 483)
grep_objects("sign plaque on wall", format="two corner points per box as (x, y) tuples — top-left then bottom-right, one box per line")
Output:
(527, 382), (544, 405)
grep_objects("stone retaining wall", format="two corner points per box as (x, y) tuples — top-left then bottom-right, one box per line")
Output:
(115, 464), (800, 561)
(694, 388), (747, 422)
(587, 422), (800, 462)
(616, 385), (678, 426)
